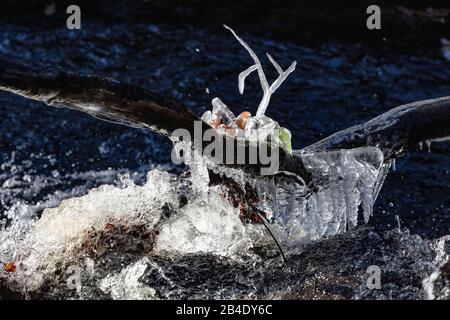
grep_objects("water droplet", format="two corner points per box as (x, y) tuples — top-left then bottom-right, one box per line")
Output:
(425, 140), (432, 153)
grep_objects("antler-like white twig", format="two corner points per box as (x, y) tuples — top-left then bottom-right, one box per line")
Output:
(224, 25), (297, 117)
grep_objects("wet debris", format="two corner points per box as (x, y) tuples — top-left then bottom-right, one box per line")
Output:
(3, 261), (16, 273)
(78, 223), (157, 258)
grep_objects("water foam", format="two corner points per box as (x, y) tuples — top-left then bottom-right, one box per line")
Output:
(1, 146), (390, 296)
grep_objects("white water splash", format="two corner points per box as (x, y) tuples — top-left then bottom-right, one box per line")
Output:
(156, 189), (255, 255)
(0, 146), (391, 295)
(0, 164), (259, 291)
(99, 257), (157, 300)
(422, 235), (450, 300)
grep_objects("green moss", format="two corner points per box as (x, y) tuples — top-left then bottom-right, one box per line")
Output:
(278, 127), (292, 154)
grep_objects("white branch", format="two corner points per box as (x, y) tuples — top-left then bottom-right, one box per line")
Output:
(238, 65), (258, 94)
(266, 53), (283, 74)
(269, 61), (297, 93)
(224, 25), (269, 96)
(224, 25), (297, 117)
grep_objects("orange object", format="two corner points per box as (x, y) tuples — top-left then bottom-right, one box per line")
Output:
(4, 261), (16, 273)
(237, 111), (251, 129)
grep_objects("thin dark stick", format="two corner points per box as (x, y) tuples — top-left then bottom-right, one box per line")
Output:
(253, 208), (287, 263)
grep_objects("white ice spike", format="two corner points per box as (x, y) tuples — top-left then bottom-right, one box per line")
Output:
(224, 25), (297, 117)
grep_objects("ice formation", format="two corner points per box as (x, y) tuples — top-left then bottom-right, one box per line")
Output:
(223, 25), (296, 118)
(0, 26), (395, 298)
(0, 143), (391, 295)
(254, 147), (387, 244)
(156, 191), (254, 255)
(201, 26), (295, 153)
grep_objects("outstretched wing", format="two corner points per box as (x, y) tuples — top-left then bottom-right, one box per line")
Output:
(0, 58), (200, 136)
(300, 96), (450, 161)
(0, 58), (311, 181)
